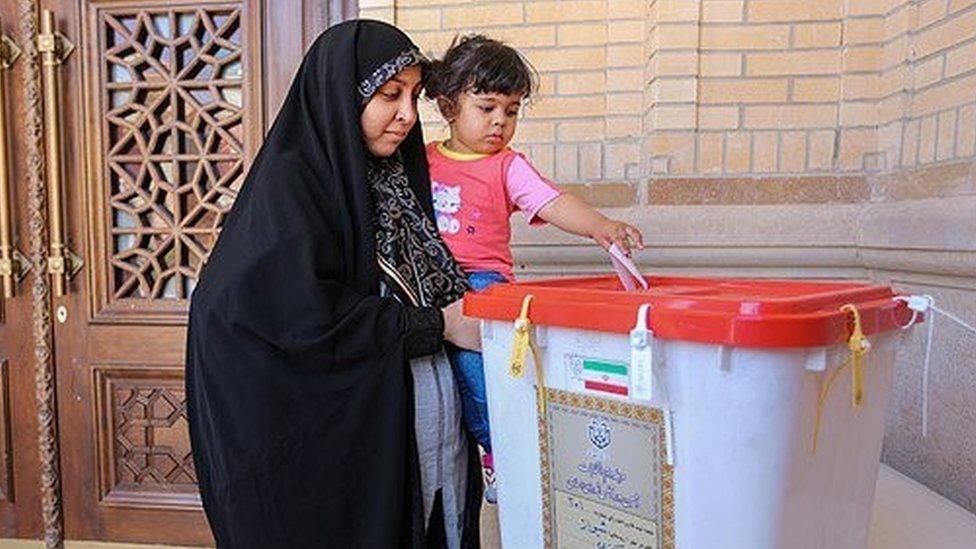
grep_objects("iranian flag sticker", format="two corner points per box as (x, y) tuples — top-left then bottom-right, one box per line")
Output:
(581, 359), (629, 396)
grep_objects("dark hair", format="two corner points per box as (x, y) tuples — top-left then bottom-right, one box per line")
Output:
(426, 34), (538, 117)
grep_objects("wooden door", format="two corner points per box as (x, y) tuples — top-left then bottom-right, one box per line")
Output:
(0, 3), (43, 539)
(18, 0), (324, 544)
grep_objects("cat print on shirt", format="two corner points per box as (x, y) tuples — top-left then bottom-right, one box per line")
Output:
(432, 181), (461, 235)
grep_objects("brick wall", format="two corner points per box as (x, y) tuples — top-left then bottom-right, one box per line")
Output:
(362, 0), (646, 202)
(362, 0), (976, 187)
(647, 0), (873, 175)
(647, 0), (976, 177)
(880, 0), (976, 169)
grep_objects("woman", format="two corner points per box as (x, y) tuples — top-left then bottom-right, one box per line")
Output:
(186, 20), (483, 548)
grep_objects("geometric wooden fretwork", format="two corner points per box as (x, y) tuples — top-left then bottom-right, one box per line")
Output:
(101, 5), (246, 303)
(93, 365), (201, 509)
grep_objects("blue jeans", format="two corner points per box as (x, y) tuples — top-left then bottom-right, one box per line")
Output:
(448, 271), (507, 454)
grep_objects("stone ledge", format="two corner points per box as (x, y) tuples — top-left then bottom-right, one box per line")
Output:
(512, 198), (976, 284)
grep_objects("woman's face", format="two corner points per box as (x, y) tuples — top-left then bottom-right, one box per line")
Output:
(361, 65), (423, 157)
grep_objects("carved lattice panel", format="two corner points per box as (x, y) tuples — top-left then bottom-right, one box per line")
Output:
(94, 366), (200, 509)
(92, 3), (254, 319)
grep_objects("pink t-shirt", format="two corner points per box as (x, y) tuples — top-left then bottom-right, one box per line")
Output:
(427, 142), (562, 280)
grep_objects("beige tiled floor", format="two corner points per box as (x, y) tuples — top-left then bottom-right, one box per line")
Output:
(866, 465), (976, 549)
(2, 464), (974, 548)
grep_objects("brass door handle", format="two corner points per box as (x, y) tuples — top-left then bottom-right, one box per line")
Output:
(0, 18), (30, 300)
(38, 10), (81, 297)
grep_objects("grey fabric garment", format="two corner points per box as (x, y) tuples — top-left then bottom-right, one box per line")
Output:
(410, 350), (469, 549)
(380, 280), (470, 549)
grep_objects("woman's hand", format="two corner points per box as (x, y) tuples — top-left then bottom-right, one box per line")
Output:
(442, 299), (481, 351)
(591, 219), (644, 256)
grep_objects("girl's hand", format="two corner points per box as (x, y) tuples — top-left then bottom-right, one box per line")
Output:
(591, 219), (644, 256)
(535, 194), (645, 256)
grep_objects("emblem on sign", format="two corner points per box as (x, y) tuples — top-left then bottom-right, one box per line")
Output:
(587, 419), (612, 450)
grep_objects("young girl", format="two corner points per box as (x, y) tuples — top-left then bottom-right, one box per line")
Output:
(425, 35), (644, 501)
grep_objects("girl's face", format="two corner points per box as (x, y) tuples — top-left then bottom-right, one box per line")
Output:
(360, 65), (423, 158)
(444, 90), (522, 155)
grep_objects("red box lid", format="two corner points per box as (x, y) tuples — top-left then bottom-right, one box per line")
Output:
(463, 275), (915, 348)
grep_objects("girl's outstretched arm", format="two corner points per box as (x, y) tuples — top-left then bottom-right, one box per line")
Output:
(536, 193), (645, 255)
